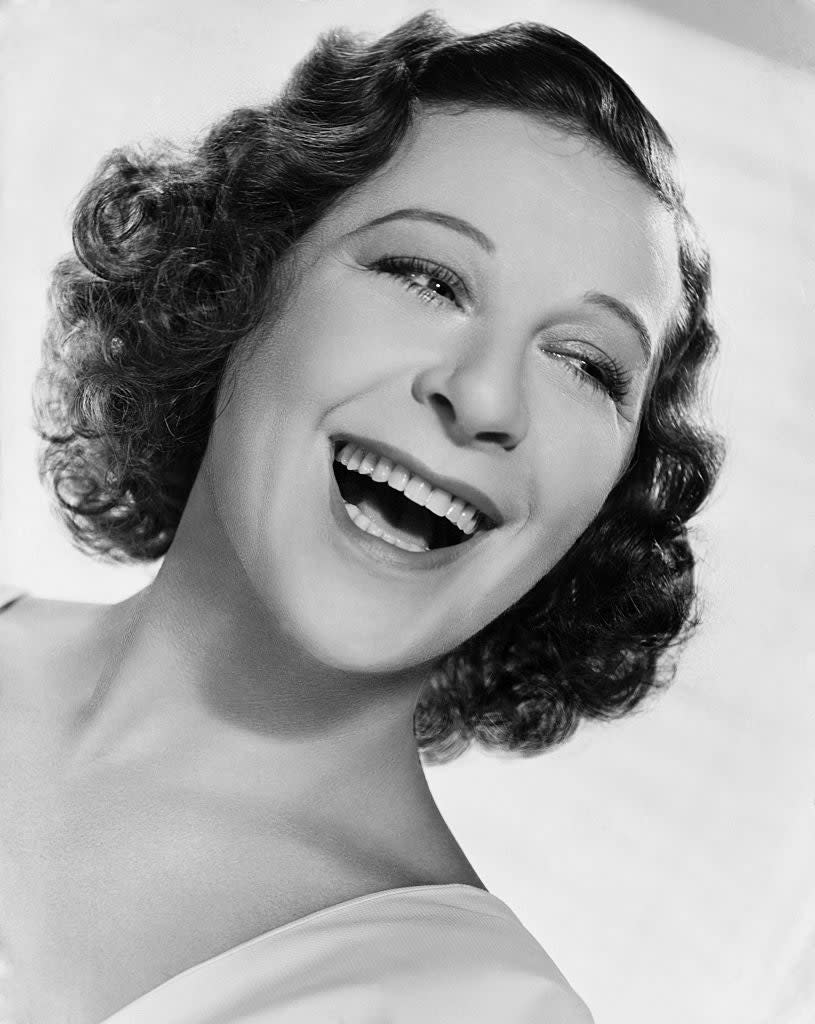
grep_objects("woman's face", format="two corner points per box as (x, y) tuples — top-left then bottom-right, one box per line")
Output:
(202, 108), (681, 674)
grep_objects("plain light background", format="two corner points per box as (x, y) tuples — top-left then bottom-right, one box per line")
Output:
(1, 1), (813, 1022)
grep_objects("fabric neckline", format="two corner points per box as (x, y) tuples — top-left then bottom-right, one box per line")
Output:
(158, 882), (505, 979)
(99, 883), (512, 1022)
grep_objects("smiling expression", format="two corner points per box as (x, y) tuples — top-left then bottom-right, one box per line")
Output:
(201, 107), (682, 673)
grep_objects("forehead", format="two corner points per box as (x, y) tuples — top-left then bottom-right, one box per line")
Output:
(322, 107), (683, 342)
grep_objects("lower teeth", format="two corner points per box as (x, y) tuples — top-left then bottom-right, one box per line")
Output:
(342, 501), (428, 552)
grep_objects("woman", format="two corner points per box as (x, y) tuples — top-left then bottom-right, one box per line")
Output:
(0, 11), (724, 1023)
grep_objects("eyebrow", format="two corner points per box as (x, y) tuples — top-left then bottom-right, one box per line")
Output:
(350, 207), (496, 255)
(350, 207), (654, 363)
(582, 291), (653, 364)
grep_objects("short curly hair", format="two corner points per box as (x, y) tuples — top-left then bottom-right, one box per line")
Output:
(33, 11), (725, 765)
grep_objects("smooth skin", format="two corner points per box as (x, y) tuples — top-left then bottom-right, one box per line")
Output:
(0, 108), (681, 1022)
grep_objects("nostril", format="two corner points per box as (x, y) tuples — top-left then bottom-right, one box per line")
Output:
(428, 393), (455, 421)
(476, 430), (517, 451)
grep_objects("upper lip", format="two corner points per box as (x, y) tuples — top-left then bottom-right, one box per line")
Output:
(331, 433), (504, 528)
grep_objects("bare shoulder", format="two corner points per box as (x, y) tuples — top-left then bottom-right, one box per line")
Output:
(0, 591), (44, 686)
(0, 592), (109, 718)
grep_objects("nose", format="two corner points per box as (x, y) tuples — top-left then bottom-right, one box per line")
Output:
(411, 332), (530, 451)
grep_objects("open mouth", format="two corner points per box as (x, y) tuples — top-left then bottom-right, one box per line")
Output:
(331, 439), (496, 553)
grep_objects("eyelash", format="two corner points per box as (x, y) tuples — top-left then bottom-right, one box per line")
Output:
(368, 254), (633, 403)
(548, 352), (632, 404)
(370, 255), (462, 308)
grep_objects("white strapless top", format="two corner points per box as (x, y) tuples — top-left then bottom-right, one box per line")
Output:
(97, 884), (594, 1024)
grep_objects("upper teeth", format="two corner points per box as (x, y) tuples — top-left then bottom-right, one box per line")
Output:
(335, 443), (485, 536)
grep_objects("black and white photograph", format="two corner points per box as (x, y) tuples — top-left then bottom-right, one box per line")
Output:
(0, 1), (812, 1022)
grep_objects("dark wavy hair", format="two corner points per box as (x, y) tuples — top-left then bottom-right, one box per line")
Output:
(33, 11), (725, 765)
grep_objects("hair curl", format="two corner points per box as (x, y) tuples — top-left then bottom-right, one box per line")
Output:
(33, 11), (726, 764)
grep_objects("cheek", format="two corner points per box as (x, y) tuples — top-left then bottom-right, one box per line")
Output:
(260, 280), (401, 405)
(527, 402), (630, 561)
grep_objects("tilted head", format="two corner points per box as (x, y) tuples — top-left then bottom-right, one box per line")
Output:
(34, 12), (725, 763)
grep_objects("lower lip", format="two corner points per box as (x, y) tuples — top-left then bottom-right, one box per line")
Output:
(326, 443), (491, 573)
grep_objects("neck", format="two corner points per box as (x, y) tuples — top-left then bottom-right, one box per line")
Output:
(67, 477), (438, 822)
